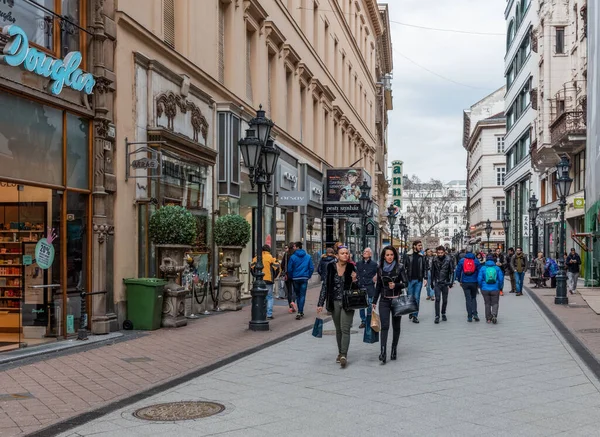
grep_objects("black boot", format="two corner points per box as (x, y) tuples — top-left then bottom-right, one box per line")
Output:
(390, 346), (397, 360)
(379, 345), (387, 364)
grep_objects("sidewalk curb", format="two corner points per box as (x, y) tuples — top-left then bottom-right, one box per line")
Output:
(27, 317), (330, 437)
(524, 284), (600, 379)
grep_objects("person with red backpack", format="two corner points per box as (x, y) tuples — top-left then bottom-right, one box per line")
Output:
(454, 247), (482, 323)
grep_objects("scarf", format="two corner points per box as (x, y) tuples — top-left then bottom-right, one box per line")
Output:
(516, 253), (524, 271)
(383, 260), (397, 273)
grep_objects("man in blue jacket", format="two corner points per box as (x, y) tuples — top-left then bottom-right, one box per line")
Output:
(477, 254), (504, 324)
(455, 247), (481, 323)
(287, 241), (315, 320)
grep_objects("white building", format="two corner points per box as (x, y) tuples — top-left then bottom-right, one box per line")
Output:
(504, 0), (539, 253)
(531, 0), (587, 259)
(463, 87), (507, 250)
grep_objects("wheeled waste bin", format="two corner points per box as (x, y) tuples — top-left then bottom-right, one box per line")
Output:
(123, 278), (167, 330)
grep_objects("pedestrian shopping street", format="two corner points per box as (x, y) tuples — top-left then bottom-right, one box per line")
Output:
(59, 287), (600, 437)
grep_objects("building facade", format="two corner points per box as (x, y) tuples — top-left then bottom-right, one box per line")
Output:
(531, 0), (588, 263)
(504, 0), (538, 254)
(0, 0), (117, 350)
(463, 88), (507, 250)
(112, 0), (393, 321)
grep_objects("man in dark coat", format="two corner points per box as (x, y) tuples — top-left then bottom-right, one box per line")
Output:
(431, 246), (454, 324)
(356, 247), (378, 328)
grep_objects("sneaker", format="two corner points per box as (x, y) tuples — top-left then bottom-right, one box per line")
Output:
(434, 317), (440, 324)
(467, 317), (473, 323)
(442, 314), (447, 322)
(510, 290), (516, 293)
(267, 315), (274, 320)
(336, 354), (341, 363)
(291, 302), (298, 312)
(295, 313), (304, 320)
(516, 292), (523, 296)
(473, 315), (480, 322)
(426, 296), (431, 300)
(412, 316), (420, 324)
(409, 314), (413, 320)
(499, 291), (504, 296)
(359, 322), (366, 329)
(486, 320), (492, 324)
(492, 316), (497, 324)
(340, 356), (347, 368)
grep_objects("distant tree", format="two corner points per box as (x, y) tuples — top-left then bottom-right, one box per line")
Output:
(402, 175), (459, 238)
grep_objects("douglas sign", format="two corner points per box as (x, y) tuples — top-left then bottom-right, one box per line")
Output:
(0, 25), (96, 95)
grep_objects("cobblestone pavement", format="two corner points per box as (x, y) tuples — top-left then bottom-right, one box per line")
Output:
(0, 287), (321, 437)
(56, 283), (600, 437)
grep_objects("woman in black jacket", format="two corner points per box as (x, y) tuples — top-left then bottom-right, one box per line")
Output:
(317, 246), (357, 368)
(372, 245), (407, 364)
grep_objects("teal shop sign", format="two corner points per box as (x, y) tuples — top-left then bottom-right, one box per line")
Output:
(22, 255), (32, 266)
(0, 25), (96, 95)
(35, 238), (55, 270)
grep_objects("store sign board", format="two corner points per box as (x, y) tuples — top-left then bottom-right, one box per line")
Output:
(325, 168), (372, 203)
(22, 255), (32, 266)
(1, 25), (96, 95)
(324, 203), (362, 215)
(35, 238), (55, 270)
(365, 220), (377, 237)
(278, 191), (308, 206)
(574, 198), (585, 209)
(131, 157), (160, 170)
(523, 214), (530, 238)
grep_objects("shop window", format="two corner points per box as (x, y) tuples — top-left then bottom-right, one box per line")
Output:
(66, 113), (89, 189)
(0, 92), (63, 186)
(0, 0), (82, 58)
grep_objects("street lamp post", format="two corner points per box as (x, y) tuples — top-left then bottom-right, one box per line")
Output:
(307, 216), (314, 261)
(238, 106), (279, 331)
(554, 155), (573, 305)
(359, 181), (372, 250)
(485, 219), (492, 252)
(528, 194), (539, 279)
(387, 204), (396, 246)
(502, 211), (511, 251)
(399, 216), (407, 255)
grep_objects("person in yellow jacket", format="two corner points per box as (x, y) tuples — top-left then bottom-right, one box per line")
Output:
(251, 245), (280, 319)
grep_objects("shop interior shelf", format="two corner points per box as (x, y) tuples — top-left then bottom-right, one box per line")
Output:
(0, 297), (21, 299)
(0, 275), (21, 277)
(0, 230), (43, 233)
(0, 242), (23, 244)
(0, 265), (22, 266)
(0, 253), (23, 255)
(0, 286), (21, 288)
(0, 308), (20, 311)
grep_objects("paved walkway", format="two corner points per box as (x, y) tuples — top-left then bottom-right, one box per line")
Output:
(0, 287), (321, 437)
(55, 283), (600, 437)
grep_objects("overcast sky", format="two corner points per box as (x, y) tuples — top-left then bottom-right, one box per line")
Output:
(387, 0), (506, 182)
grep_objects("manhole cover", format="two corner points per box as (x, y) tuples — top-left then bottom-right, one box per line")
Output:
(133, 401), (225, 421)
(323, 330), (358, 335)
(577, 328), (600, 334)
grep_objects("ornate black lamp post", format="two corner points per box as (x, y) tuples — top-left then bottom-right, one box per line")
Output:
(387, 204), (396, 245)
(528, 194), (539, 278)
(239, 106), (279, 331)
(306, 216), (314, 259)
(554, 155), (573, 305)
(359, 180), (372, 249)
(502, 211), (511, 250)
(485, 219), (492, 252)
(399, 216), (407, 255)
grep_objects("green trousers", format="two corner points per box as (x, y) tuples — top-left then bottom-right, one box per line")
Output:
(332, 300), (355, 356)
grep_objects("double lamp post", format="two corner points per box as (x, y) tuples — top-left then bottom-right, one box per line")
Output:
(554, 155), (573, 305)
(386, 205), (408, 256)
(238, 106), (280, 331)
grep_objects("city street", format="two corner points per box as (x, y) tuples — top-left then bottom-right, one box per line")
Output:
(56, 287), (600, 437)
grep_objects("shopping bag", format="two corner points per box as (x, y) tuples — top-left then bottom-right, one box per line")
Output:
(312, 316), (323, 338)
(363, 313), (379, 344)
(371, 309), (381, 333)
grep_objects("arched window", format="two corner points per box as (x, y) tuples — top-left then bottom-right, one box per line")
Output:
(453, 205), (458, 213)
(507, 20), (515, 50)
(515, 5), (521, 28)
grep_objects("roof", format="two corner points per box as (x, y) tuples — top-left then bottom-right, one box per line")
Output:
(485, 112), (506, 120)
(446, 180), (467, 186)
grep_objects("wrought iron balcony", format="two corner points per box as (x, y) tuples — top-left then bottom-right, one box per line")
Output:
(550, 110), (586, 147)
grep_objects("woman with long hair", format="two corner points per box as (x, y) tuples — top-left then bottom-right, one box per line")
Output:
(317, 245), (358, 368)
(372, 245), (407, 364)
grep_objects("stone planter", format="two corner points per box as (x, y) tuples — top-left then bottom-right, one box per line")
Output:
(160, 257), (187, 328)
(219, 246), (244, 311)
(156, 244), (192, 282)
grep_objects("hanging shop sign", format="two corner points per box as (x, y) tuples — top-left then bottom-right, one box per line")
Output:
(523, 214), (530, 238)
(125, 139), (165, 181)
(1, 25), (96, 95)
(34, 230), (56, 270)
(365, 220), (377, 237)
(574, 198), (585, 209)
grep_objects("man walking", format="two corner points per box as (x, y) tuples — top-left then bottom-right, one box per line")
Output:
(251, 245), (280, 320)
(357, 248), (378, 328)
(566, 248), (582, 295)
(510, 247), (528, 296)
(280, 242), (297, 312)
(478, 254), (504, 324)
(405, 240), (427, 323)
(454, 247), (481, 322)
(505, 247), (516, 293)
(286, 241), (314, 320)
(425, 248), (435, 301)
(494, 248), (507, 296)
(431, 246), (454, 324)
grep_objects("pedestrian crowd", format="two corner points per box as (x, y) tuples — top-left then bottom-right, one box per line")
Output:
(254, 239), (583, 369)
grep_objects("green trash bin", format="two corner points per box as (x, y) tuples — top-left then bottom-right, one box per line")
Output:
(123, 278), (167, 330)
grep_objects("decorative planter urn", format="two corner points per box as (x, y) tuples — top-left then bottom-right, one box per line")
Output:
(160, 257), (187, 328)
(156, 244), (192, 282)
(218, 246), (244, 311)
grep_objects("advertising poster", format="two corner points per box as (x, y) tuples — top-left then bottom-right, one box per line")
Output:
(325, 168), (371, 203)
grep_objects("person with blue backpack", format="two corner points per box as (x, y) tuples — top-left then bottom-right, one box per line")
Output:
(455, 247), (481, 323)
(478, 254), (505, 324)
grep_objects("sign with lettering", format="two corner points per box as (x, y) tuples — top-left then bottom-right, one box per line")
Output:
(278, 191), (308, 207)
(1, 25), (96, 95)
(22, 255), (32, 266)
(574, 198), (585, 209)
(324, 203), (362, 215)
(35, 229), (57, 270)
(131, 157), (160, 170)
(523, 214), (530, 238)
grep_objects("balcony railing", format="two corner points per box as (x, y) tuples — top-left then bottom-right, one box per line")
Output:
(550, 110), (586, 146)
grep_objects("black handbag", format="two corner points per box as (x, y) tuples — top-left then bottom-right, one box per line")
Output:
(391, 293), (418, 317)
(342, 286), (369, 311)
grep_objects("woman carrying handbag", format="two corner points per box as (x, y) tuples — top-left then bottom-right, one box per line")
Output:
(317, 246), (358, 368)
(372, 245), (407, 364)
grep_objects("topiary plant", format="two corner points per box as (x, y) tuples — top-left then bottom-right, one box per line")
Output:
(214, 214), (251, 247)
(148, 205), (197, 245)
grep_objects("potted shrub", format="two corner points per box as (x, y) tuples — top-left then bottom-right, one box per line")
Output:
(214, 214), (251, 311)
(149, 205), (197, 273)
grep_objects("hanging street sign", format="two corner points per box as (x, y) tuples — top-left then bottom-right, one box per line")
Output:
(574, 198), (585, 209)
